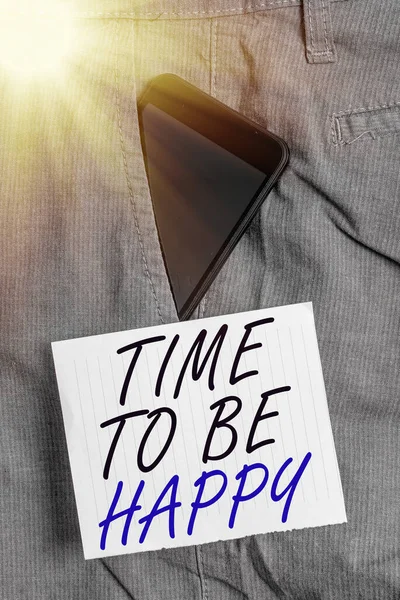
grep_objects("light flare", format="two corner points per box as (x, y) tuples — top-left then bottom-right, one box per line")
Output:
(0, 0), (76, 78)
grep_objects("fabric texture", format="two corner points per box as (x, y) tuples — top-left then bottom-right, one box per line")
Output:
(1, 0), (400, 598)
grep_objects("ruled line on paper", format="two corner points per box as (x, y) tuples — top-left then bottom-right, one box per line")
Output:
(52, 302), (346, 559)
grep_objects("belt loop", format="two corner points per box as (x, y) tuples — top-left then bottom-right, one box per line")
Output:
(303, 0), (336, 64)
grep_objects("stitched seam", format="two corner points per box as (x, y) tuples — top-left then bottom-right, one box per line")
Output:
(307, 0), (315, 50)
(335, 127), (399, 146)
(211, 18), (217, 99)
(333, 101), (400, 119)
(200, 286), (209, 318)
(332, 114), (400, 146)
(331, 102), (400, 144)
(199, 18), (218, 320)
(196, 19), (218, 320)
(342, 130), (373, 145)
(307, 0), (333, 56)
(331, 115), (340, 145)
(312, 49), (333, 55)
(330, 116), (336, 144)
(114, 20), (164, 324)
(344, 129), (400, 144)
(195, 545), (208, 600)
(1, 0), (347, 18)
(321, 0), (329, 54)
(201, 545), (209, 600)
(79, 1), (300, 19)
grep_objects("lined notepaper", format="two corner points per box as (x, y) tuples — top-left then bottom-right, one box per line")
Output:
(52, 302), (346, 559)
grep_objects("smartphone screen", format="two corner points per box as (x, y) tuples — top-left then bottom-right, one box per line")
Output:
(138, 74), (289, 320)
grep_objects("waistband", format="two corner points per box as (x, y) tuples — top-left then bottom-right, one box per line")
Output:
(80, 0), (348, 20)
(77, 0), (346, 65)
(3, 0), (348, 20)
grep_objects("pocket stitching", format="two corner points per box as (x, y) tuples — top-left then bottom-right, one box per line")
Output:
(331, 102), (400, 146)
(114, 21), (165, 324)
(331, 101), (400, 146)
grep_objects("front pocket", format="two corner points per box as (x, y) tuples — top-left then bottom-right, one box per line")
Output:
(331, 101), (400, 146)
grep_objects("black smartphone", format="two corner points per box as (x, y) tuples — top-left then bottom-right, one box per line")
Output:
(138, 73), (289, 321)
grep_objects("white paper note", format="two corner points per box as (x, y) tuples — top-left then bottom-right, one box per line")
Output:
(52, 302), (346, 559)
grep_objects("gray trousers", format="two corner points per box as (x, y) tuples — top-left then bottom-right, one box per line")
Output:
(1, 0), (400, 598)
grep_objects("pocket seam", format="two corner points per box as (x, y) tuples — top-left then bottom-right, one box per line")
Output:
(114, 20), (165, 324)
(78, 0), (349, 20)
(331, 101), (400, 146)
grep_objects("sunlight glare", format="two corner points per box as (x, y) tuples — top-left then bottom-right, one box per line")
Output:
(0, 1), (76, 78)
